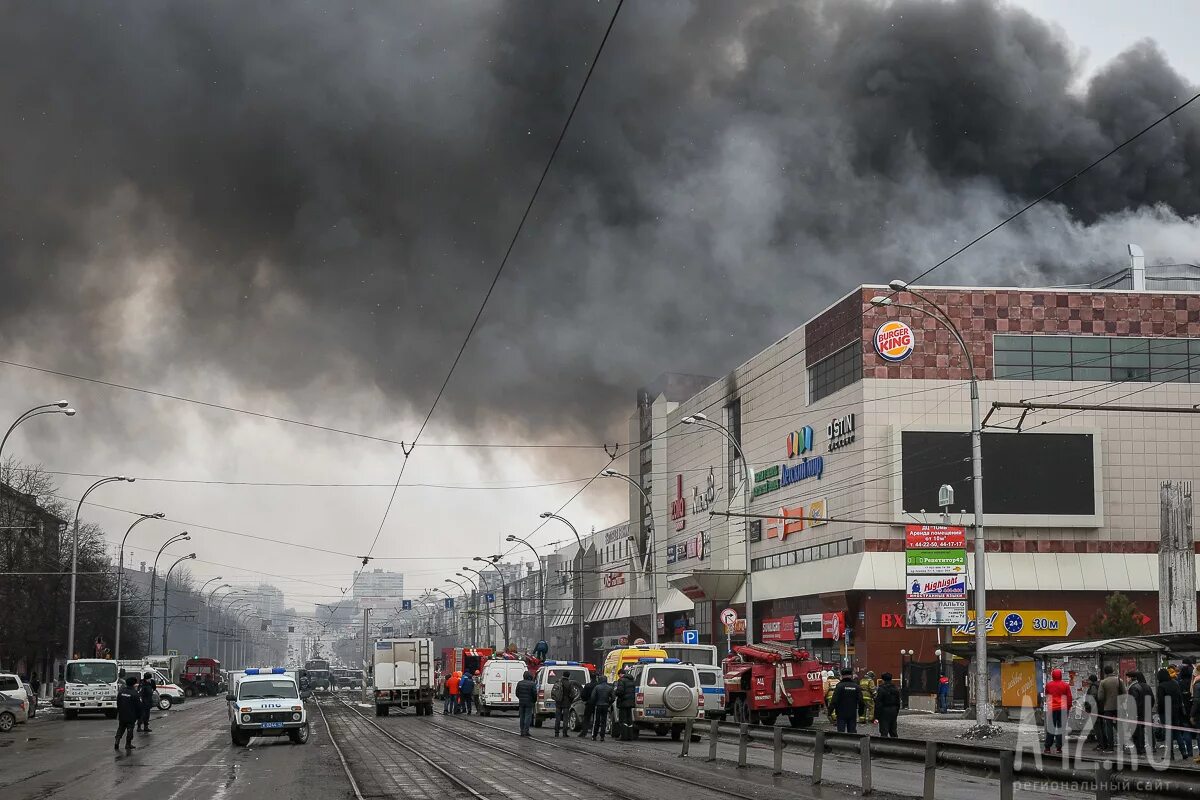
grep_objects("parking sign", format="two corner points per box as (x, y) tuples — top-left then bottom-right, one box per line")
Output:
(682, 629), (699, 645)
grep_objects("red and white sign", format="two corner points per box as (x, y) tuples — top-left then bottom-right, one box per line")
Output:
(603, 571), (625, 588)
(670, 474), (687, 531)
(821, 611), (845, 641)
(719, 607), (738, 627)
(873, 320), (915, 362)
(767, 505), (805, 541)
(761, 616), (798, 642)
(905, 524), (966, 550)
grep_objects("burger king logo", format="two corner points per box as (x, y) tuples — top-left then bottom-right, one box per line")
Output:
(873, 320), (915, 362)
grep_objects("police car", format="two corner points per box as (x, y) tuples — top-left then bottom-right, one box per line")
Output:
(695, 665), (726, 721)
(533, 661), (590, 728)
(226, 668), (309, 746)
(616, 657), (702, 741)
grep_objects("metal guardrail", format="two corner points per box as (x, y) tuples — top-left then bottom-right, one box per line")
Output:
(680, 718), (1200, 798)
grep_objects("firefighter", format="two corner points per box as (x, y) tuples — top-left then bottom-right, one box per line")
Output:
(824, 675), (840, 722)
(858, 670), (877, 723)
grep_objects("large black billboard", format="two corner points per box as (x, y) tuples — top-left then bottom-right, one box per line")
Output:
(901, 431), (1095, 516)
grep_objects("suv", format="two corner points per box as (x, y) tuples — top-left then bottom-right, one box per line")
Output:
(533, 661), (590, 729)
(615, 658), (701, 741)
(227, 668), (310, 746)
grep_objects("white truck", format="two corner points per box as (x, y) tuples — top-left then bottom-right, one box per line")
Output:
(62, 659), (120, 719)
(373, 638), (435, 716)
(226, 668), (309, 746)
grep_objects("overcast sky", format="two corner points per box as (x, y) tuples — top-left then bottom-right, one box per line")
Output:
(2, 0), (1197, 620)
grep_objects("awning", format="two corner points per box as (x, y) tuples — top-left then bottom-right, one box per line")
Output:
(667, 570), (747, 603)
(548, 609), (576, 628)
(1035, 638), (1168, 656)
(659, 589), (694, 614)
(586, 598), (630, 624)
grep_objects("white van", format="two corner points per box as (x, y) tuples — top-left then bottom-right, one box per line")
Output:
(478, 659), (530, 715)
(117, 661), (185, 710)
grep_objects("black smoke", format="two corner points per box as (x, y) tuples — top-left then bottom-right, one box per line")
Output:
(1, 0), (1197, 448)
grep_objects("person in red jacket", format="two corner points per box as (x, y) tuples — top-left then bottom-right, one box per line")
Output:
(1044, 668), (1073, 754)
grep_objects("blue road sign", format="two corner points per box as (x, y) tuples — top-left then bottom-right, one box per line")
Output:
(444, 598), (454, 609)
(486, 592), (496, 604)
(682, 629), (699, 645)
(402, 600), (412, 611)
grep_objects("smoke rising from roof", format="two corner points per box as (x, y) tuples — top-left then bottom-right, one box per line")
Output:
(1, 0), (1197, 449)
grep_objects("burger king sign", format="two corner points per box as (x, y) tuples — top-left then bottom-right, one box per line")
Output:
(873, 320), (915, 362)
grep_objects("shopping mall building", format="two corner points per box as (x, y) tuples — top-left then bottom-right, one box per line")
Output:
(627, 254), (1200, 706)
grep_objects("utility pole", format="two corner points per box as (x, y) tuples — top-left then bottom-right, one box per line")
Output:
(361, 608), (371, 706)
(1159, 481), (1196, 632)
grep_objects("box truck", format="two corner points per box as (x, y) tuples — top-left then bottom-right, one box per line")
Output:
(374, 638), (435, 716)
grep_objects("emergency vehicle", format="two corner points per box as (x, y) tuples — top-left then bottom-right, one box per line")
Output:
(532, 661), (590, 728)
(226, 667), (309, 746)
(374, 638), (435, 716)
(477, 654), (536, 715)
(618, 657), (703, 741)
(180, 657), (222, 696)
(116, 660), (186, 710)
(722, 641), (825, 726)
(441, 646), (493, 677)
(602, 645), (667, 682)
(62, 659), (119, 719)
(695, 665), (727, 720)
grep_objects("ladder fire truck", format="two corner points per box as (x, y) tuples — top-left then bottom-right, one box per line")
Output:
(722, 641), (826, 726)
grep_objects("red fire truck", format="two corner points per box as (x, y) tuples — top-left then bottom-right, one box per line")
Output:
(722, 642), (826, 726)
(180, 657), (222, 697)
(440, 647), (494, 677)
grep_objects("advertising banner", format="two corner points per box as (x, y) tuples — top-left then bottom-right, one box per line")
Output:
(952, 610), (1077, 638)
(906, 574), (967, 599)
(821, 611), (845, 641)
(905, 599), (968, 627)
(905, 548), (967, 574)
(761, 616), (798, 642)
(905, 524), (967, 549)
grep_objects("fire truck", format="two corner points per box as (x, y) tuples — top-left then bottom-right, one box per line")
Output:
(722, 642), (826, 727)
(440, 647), (494, 677)
(180, 657), (221, 697)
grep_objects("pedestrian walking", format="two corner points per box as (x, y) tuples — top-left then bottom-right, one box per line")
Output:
(1043, 668), (1073, 754)
(1082, 674), (1100, 743)
(446, 671), (461, 715)
(590, 675), (614, 741)
(1181, 658), (1195, 722)
(30, 672), (40, 700)
(114, 676), (140, 753)
(516, 671), (538, 736)
(138, 672), (155, 733)
(552, 673), (577, 737)
(1127, 671), (1153, 757)
(442, 672), (454, 714)
(1095, 665), (1124, 752)
(858, 671), (877, 723)
(828, 669), (864, 734)
(458, 671), (475, 715)
(578, 675), (596, 738)
(1157, 668), (1193, 760)
(614, 668), (636, 741)
(873, 673), (901, 738)
(936, 675), (950, 713)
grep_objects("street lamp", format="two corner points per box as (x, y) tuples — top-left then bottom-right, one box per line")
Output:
(681, 412), (755, 647)
(900, 649), (914, 709)
(433, 587), (460, 638)
(539, 512), (587, 662)
(601, 469), (658, 643)
(114, 511), (165, 659)
(162, 553), (197, 651)
(204, 582), (231, 657)
(872, 282), (989, 724)
(0, 401), (75, 464)
(474, 556), (510, 645)
(147, 531), (190, 654)
(456, 572), (479, 645)
(68, 475), (135, 660)
(463, 565), (497, 645)
(506, 534), (546, 643)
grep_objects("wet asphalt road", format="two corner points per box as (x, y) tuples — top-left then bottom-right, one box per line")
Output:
(0, 696), (351, 800)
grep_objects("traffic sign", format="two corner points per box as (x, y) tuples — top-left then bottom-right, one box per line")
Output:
(682, 629), (699, 645)
(485, 592), (496, 604)
(719, 607), (738, 626)
(401, 600), (412, 611)
(953, 610), (1077, 638)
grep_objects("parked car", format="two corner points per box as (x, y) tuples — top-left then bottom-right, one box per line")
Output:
(0, 695), (29, 732)
(21, 680), (37, 718)
(0, 673), (32, 720)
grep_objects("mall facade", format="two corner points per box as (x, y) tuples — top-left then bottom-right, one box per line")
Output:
(627, 259), (1200, 702)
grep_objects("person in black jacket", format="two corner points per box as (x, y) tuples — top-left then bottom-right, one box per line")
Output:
(829, 669), (865, 734)
(613, 670), (637, 741)
(1157, 668), (1192, 759)
(590, 676), (615, 741)
(1126, 671), (1153, 757)
(115, 676), (141, 753)
(138, 672), (156, 732)
(873, 673), (901, 738)
(515, 671), (538, 736)
(577, 677), (596, 738)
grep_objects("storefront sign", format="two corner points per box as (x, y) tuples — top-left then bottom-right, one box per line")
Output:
(905, 525), (966, 549)
(604, 523), (630, 545)
(906, 574), (967, 599)
(799, 614), (824, 639)
(665, 533), (707, 565)
(953, 610), (1077, 638)
(828, 414), (856, 451)
(670, 474), (687, 531)
(786, 427), (814, 458)
(752, 457), (824, 498)
(905, 548), (967, 574)
(761, 616), (798, 642)
(603, 571), (625, 588)
(906, 600), (968, 627)
(873, 320), (915, 362)
(822, 611), (844, 641)
(691, 467), (716, 514)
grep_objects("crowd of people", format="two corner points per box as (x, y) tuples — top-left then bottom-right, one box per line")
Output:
(823, 668), (904, 737)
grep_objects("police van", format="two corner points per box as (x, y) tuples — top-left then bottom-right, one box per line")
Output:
(226, 668), (309, 746)
(533, 661), (590, 728)
(695, 665), (726, 721)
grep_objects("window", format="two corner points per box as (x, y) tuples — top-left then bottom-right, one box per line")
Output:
(994, 335), (1200, 382)
(0, 676), (19, 691)
(808, 344), (863, 403)
(750, 538), (854, 572)
(644, 667), (696, 687)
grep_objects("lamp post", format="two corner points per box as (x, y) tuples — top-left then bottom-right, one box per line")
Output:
(0, 401), (75, 465)
(68, 475), (135, 661)
(601, 469), (658, 643)
(114, 511), (165, 659)
(446, 578), (471, 643)
(147, 531), (190, 655)
(433, 587), (459, 638)
(539, 512), (587, 662)
(681, 412), (754, 647)
(218, 594), (250, 666)
(162, 553), (197, 651)
(872, 282), (989, 725)
(462, 566), (494, 646)
(506, 534), (546, 644)
(900, 649), (914, 709)
(203, 582), (230, 657)
(474, 557), (510, 646)
(457, 572), (480, 645)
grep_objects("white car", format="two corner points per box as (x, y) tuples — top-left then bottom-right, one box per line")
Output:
(227, 668), (310, 746)
(0, 674), (32, 720)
